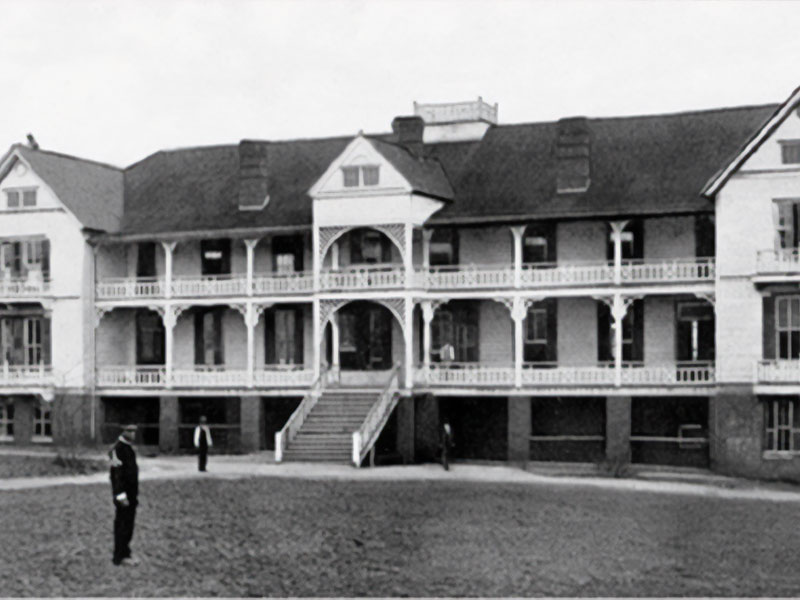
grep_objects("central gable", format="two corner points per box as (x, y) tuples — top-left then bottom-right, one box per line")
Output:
(309, 135), (412, 198)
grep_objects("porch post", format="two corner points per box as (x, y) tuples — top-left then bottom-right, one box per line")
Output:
(421, 301), (434, 368)
(609, 220), (628, 286)
(404, 298), (414, 389)
(161, 241), (177, 299)
(510, 225), (525, 289)
(330, 312), (340, 369)
(244, 239), (259, 297)
(162, 306), (178, 388)
(610, 293), (629, 388)
(511, 297), (527, 388)
(404, 223), (414, 289)
(312, 299), (321, 379)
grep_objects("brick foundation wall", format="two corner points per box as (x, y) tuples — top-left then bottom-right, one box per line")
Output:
(507, 396), (531, 464)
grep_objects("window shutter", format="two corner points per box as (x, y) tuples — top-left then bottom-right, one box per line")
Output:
(597, 302), (611, 362)
(41, 240), (50, 279)
(213, 310), (224, 365)
(632, 300), (645, 362)
(10, 319), (24, 365)
(294, 307), (304, 365)
(546, 299), (558, 362)
(763, 296), (776, 360)
(12, 242), (22, 277)
(194, 311), (204, 365)
(772, 201), (782, 251)
(264, 308), (275, 364)
(41, 318), (51, 366)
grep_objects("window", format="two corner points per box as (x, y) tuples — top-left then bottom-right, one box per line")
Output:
(33, 406), (52, 442)
(773, 200), (800, 250)
(200, 239), (231, 276)
(360, 231), (383, 264)
(194, 309), (224, 365)
(272, 235), (304, 272)
(781, 141), (800, 165)
(523, 223), (556, 264)
(4, 189), (36, 209)
(429, 228), (459, 266)
(339, 313), (357, 352)
(764, 398), (800, 453)
(598, 299), (644, 363)
(432, 303), (478, 362)
(526, 307), (547, 344)
(136, 311), (165, 365)
(24, 318), (42, 365)
(0, 403), (13, 440)
(275, 309), (296, 365)
(341, 166), (379, 187)
(677, 301), (715, 362)
(136, 242), (157, 278)
(342, 166), (359, 187)
(275, 254), (294, 274)
(0, 239), (48, 279)
(6, 191), (19, 208)
(776, 296), (800, 360)
(362, 166), (380, 186)
(22, 190), (36, 207)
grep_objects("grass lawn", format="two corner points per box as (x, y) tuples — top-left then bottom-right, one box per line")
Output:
(1, 476), (799, 596)
(0, 454), (105, 479)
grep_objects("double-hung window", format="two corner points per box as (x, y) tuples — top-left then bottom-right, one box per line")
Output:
(0, 404), (13, 440)
(772, 200), (800, 254)
(524, 301), (556, 363)
(4, 188), (36, 209)
(775, 296), (800, 360)
(33, 406), (52, 442)
(342, 165), (380, 187)
(764, 398), (800, 454)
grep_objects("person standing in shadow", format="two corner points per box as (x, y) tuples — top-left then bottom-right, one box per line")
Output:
(193, 415), (213, 472)
(440, 420), (454, 471)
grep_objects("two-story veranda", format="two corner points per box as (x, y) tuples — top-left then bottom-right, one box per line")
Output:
(91, 102), (749, 468)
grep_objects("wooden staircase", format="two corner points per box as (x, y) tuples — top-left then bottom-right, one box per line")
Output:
(281, 390), (380, 463)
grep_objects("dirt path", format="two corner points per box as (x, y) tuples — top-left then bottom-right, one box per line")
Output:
(2, 451), (799, 503)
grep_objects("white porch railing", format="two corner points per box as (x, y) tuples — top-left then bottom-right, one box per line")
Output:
(421, 264), (514, 290)
(521, 364), (616, 386)
(96, 277), (163, 300)
(756, 249), (800, 274)
(275, 367), (330, 462)
(619, 258), (715, 282)
(520, 262), (614, 287)
(171, 275), (248, 298)
(0, 365), (54, 386)
(757, 360), (800, 383)
(416, 363), (516, 386)
(352, 363), (401, 467)
(320, 265), (405, 290)
(0, 277), (51, 297)
(171, 366), (248, 387)
(96, 366), (167, 387)
(619, 362), (715, 385)
(253, 365), (315, 387)
(252, 272), (314, 295)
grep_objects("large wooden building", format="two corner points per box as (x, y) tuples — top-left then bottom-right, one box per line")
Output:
(1, 89), (799, 480)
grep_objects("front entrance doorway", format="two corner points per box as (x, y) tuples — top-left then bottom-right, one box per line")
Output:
(337, 301), (393, 371)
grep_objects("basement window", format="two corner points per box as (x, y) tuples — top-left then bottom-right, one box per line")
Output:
(764, 398), (800, 455)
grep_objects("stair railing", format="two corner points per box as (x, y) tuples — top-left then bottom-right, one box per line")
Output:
(352, 362), (401, 467)
(275, 366), (329, 462)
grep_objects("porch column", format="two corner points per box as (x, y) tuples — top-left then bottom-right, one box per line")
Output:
(330, 312), (340, 369)
(421, 301), (435, 368)
(312, 299), (321, 379)
(312, 226), (320, 291)
(404, 223), (414, 289)
(245, 303), (257, 388)
(162, 306), (179, 388)
(161, 241), (177, 299)
(510, 225), (525, 288)
(511, 297), (527, 388)
(609, 220), (628, 286)
(404, 299), (414, 389)
(244, 239), (259, 297)
(610, 293), (630, 388)
(422, 229), (433, 269)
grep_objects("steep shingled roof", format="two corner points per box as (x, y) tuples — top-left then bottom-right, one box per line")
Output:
(8, 145), (124, 232)
(368, 137), (454, 201)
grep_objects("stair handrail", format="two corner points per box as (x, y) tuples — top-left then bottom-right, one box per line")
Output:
(352, 362), (402, 467)
(275, 366), (330, 462)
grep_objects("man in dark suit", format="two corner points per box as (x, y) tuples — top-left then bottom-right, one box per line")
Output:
(193, 415), (213, 472)
(109, 423), (139, 566)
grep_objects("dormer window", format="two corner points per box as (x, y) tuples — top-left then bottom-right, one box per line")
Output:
(341, 165), (380, 187)
(4, 188), (36, 209)
(781, 141), (800, 164)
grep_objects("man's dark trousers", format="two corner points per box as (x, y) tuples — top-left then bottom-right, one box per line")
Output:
(198, 433), (208, 472)
(113, 503), (137, 564)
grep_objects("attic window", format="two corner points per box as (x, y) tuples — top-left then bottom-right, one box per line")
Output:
(5, 188), (36, 209)
(781, 141), (800, 165)
(342, 165), (380, 187)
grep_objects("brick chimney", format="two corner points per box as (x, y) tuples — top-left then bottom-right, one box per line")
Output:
(238, 141), (269, 211)
(555, 117), (591, 193)
(392, 116), (425, 156)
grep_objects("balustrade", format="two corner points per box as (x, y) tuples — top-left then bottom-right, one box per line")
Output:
(422, 264), (514, 289)
(252, 272), (314, 294)
(756, 249), (800, 274)
(171, 275), (248, 298)
(757, 360), (800, 383)
(96, 365), (314, 388)
(0, 276), (51, 297)
(0, 365), (54, 386)
(320, 265), (405, 290)
(619, 258), (715, 282)
(96, 277), (163, 300)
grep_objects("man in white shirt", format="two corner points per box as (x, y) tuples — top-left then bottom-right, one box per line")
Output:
(193, 415), (213, 472)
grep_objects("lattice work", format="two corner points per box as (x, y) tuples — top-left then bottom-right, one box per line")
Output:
(318, 223), (408, 264)
(319, 299), (350, 329)
(376, 297), (408, 336)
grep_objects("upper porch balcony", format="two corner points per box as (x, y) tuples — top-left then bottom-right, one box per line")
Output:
(756, 249), (800, 280)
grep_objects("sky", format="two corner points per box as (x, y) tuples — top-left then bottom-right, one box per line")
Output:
(2, 0), (800, 167)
